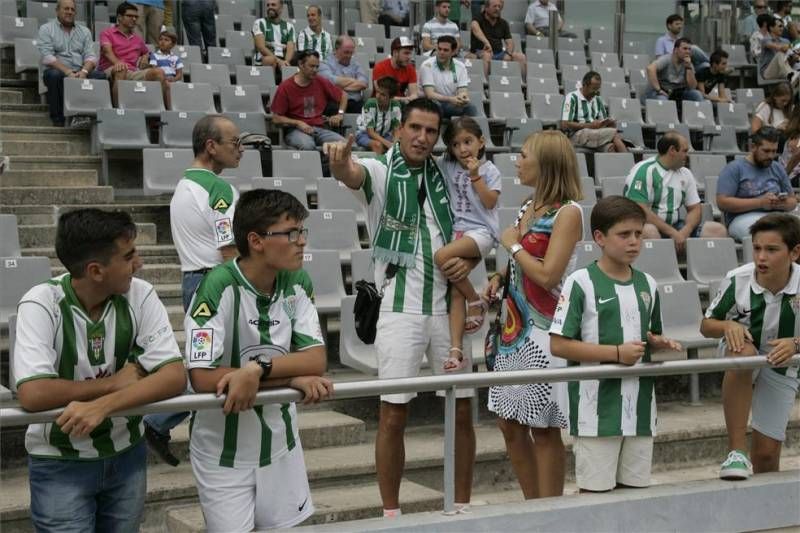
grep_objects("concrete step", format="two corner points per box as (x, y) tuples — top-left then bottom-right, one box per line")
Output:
(0, 111), (51, 127)
(165, 479), (442, 533)
(0, 140), (73, 157)
(0, 169), (98, 187)
(0, 81), (39, 104)
(23, 243), (179, 265)
(57, 203), (172, 244)
(51, 263), (182, 285)
(154, 283), (182, 308)
(5, 155), (101, 172)
(19, 222), (157, 248)
(0, 103), (49, 113)
(1, 186), (113, 205)
(0, 125), (90, 144)
(0, 90), (22, 105)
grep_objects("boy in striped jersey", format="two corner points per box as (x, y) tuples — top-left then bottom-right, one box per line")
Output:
(550, 196), (681, 492)
(701, 213), (800, 481)
(624, 131), (727, 253)
(14, 209), (187, 532)
(186, 189), (333, 531)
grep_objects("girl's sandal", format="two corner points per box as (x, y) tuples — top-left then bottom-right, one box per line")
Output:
(464, 297), (488, 335)
(443, 347), (469, 373)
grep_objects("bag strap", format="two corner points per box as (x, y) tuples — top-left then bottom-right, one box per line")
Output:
(385, 176), (427, 280)
(491, 261), (512, 328)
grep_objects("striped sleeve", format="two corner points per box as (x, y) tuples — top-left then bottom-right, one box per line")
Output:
(595, 96), (608, 120)
(625, 163), (650, 204)
(550, 272), (585, 340)
(561, 92), (576, 122)
(290, 272), (325, 350)
(648, 277), (663, 335)
(13, 290), (59, 387)
(705, 273), (737, 320)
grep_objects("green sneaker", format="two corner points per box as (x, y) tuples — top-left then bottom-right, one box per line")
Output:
(719, 450), (753, 480)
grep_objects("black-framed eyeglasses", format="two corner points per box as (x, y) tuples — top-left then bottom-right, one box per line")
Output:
(256, 227), (308, 242)
(218, 137), (241, 148)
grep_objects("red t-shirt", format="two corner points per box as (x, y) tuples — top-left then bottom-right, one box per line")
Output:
(372, 58), (417, 97)
(269, 75), (343, 127)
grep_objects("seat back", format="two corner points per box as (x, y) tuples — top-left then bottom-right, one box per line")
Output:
(224, 30), (255, 59)
(561, 64), (589, 88)
(600, 176), (626, 198)
(160, 110), (205, 147)
(633, 239), (684, 284)
(588, 38), (615, 54)
(221, 149), (263, 179)
(251, 177), (308, 207)
(499, 177), (533, 207)
(13, 37), (39, 72)
(316, 178), (367, 221)
(608, 97), (643, 125)
(686, 237), (738, 285)
(716, 102), (749, 129)
(97, 108), (150, 147)
(529, 93), (564, 124)
(0, 214), (21, 257)
(735, 88), (764, 114)
(272, 150), (323, 180)
(189, 63), (231, 89)
(302, 249), (346, 312)
(170, 82), (217, 113)
(489, 91), (526, 120)
(506, 117), (543, 150)
(526, 76), (560, 95)
(591, 51), (620, 69)
(63, 77), (111, 116)
(707, 125), (742, 154)
(0, 256), (51, 324)
(682, 100), (716, 129)
(621, 53), (650, 73)
(142, 148), (194, 195)
(222, 111), (267, 136)
(645, 98), (679, 126)
(0, 15), (38, 44)
(305, 209), (361, 259)
(600, 81), (631, 98)
(594, 152), (635, 180)
(567, 240), (601, 276)
(353, 22), (384, 44)
(488, 74), (522, 93)
(741, 235), (753, 264)
(489, 59), (522, 78)
(219, 84), (265, 114)
(658, 280), (705, 331)
(207, 46), (246, 73)
(493, 153), (520, 177)
(174, 45), (203, 75)
(117, 80), (165, 115)
(350, 248), (374, 284)
(689, 154), (725, 188)
(558, 49), (587, 67)
(557, 36), (584, 52)
(526, 47), (555, 65)
(579, 176), (596, 205)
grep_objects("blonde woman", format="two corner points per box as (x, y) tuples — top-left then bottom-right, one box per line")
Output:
(484, 131), (583, 499)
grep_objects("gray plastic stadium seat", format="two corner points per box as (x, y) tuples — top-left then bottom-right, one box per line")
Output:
(580, 205), (592, 240)
(142, 148), (194, 195)
(97, 108), (153, 184)
(579, 177), (596, 206)
(214, 14), (233, 43)
(281, 65), (298, 80)
(618, 122), (645, 151)
(488, 74), (522, 93)
(93, 21), (112, 39)
(621, 40), (642, 54)
(235, 65), (276, 93)
(628, 68), (649, 97)
(207, 46), (246, 74)
(13, 37), (39, 72)
(0, 214), (21, 257)
(526, 48), (555, 65)
(224, 31), (254, 60)
(350, 248), (374, 285)
(608, 97), (643, 125)
(490, 60), (521, 78)
(645, 99), (679, 126)
(600, 81), (630, 99)
(590, 25), (613, 41)
(655, 122), (693, 150)
(557, 37), (584, 52)
(716, 102), (750, 132)
(251, 177), (308, 207)
(657, 280), (719, 352)
(526, 62), (557, 81)
(526, 76), (560, 96)
(500, 177), (531, 208)
(189, 63), (231, 90)
(558, 49), (587, 68)
(735, 88), (765, 114)
(622, 53), (650, 73)
(588, 38), (615, 54)
(219, 84), (265, 115)
(741, 235), (753, 263)
(561, 64), (589, 89)
(594, 152), (635, 181)
(353, 35), (377, 55)
(576, 152), (590, 178)
(302, 249), (346, 315)
(689, 154), (725, 190)
(704, 175), (721, 218)
(704, 125), (743, 154)
(493, 153), (520, 177)
(529, 93), (563, 125)
(591, 52), (620, 69)
(160, 110), (205, 147)
(272, 150), (323, 190)
(117, 80), (165, 116)
(506, 117), (543, 150)
(305, 209), (361, 262)
(316, 177), (367, 224)
(525, 35), (550, 51)
(25, 0), (56, 23)
(0, 256), (51, 324)
(174, 45), (202, 76)
(472, 117), (507, 153)
(567, 240), (601, 276)
(222, 111), (267, 136)
(686, 237), (738, 288)
(489, 91), (526, 121)
(354, 22), (384, 43)
(634, 239), (684, 284)
(63, 77), (111, 116)
(601, 176), (625, 198)
(220, 151), (261, 182)
(170, 82), (217, 113)
(682, 100), (715, 130)
(0, 16), (38, 44)
(338, 295), (378, 374)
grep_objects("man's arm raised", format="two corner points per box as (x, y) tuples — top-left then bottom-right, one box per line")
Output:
(324, 134), (365, 190)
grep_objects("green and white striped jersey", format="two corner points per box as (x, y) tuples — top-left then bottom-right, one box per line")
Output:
(14, 275), (182, 459)
(358, 155), (449, 315)
(185, 260), (324, 468)
(252, 18), (295, 60)
(624, 157), (700, 225)
(296, 27), (333, 60)
(705, 263), (800, 380)
(549, 262), (662, 437)
(561, 89), (608, 124)
(356, 98), (402, 138)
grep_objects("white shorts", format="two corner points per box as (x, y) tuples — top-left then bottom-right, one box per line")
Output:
(751, 367), (799, 442)
(191, 443), (314, 532)
(375, 312), (475, 404)
(574, 435), (653, 492)
(453, 227), (496, 258)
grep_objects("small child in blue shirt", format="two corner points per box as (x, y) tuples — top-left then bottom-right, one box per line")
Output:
(149, 30), (183, 82)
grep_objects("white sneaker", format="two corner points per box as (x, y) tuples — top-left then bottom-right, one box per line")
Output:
(719, 450), (753, 480)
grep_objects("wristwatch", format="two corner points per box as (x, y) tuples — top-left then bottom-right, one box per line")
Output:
(250, 354), (273, 381)
(507, 243), (524, 259)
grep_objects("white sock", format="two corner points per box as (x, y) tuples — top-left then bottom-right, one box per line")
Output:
(383, 508), (401, 518)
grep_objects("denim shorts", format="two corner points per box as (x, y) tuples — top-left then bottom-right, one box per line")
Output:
(29, 441), (147, 533)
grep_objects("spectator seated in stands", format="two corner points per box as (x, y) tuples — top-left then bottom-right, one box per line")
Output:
(701, 213), (800, 482)
(419, 35), (478, 118)
(355, 76), (401, 154)
(149, 30), (182, 108)
(37, 0), (105, 127)
(624, 131), (727, 253)
(740, 0), (769, 43)
(758, 16), (799, 83)
(716, 126), (797, 241)
(372, 36), (419, 104)
(378, 0), (410, 37)
(750, 13), (773, 63)
(655, 14), (710, 72)
(253, 0), (295, 73)
(643, 37), (705, 106)
(560, 70), (627, 153)
(467, 0), (527, 78)
(319, 35), (368, 114)
(779, 106), (800, 186)
(421, 0), (462, 57)
(524, 0), (577, 38)
(697, 49), (731, 103)
(296, 5), (333, 62)
(751, 81), (792, 135)
(99, 1), (170, 107)
(270, 50), (347, 150)
(775, 0), (798, 41)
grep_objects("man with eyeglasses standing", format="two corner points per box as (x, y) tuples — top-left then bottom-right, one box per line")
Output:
(142, 115), (243, 466)
(186, 188), (332, 531)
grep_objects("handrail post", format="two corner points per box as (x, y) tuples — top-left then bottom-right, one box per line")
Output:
(689, 349), (702, 406)
(442, 385), (457, 515)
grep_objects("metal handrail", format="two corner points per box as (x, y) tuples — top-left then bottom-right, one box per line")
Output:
(2, 355), (798, 514)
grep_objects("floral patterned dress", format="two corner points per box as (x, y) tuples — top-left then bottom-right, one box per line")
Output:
(488, 199), (580, 428)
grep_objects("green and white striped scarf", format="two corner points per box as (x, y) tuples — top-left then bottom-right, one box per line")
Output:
(373, 144), (453, 267)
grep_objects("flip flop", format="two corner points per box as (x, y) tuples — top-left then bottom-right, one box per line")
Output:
(443, 347), (470, 373)
(464, 297), (488, 335)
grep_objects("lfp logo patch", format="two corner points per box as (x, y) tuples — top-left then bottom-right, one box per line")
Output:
(190, 328), (214, 362)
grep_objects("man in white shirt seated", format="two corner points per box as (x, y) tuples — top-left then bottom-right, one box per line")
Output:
(420, 35), (478, 118)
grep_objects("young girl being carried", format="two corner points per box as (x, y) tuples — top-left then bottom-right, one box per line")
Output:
(434, 116), (502, 372)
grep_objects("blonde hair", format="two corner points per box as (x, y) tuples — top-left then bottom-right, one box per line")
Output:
(521, 130), (583, 206)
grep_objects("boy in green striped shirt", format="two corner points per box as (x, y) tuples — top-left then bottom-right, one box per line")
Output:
(701, 213), (800, 481)
(550, 196), (681, 492)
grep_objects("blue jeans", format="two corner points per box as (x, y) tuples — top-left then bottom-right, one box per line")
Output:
(285, 126), (345, 150)
(181, 0), (216, 49)
(438, 101), (479, 119)
(728, 211), (769, 241)
(29, 441), (146, 533)
(642, 86), (704, 104)
(43, 68), (106, 125)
